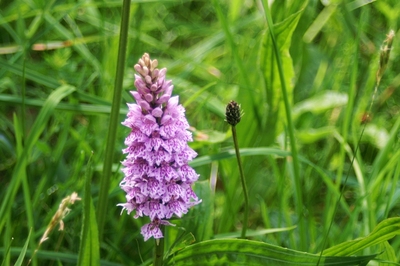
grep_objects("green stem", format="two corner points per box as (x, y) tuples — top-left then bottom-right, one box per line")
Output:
(96, 0), (131, 238)
(153, 225), (165, 266)
(262, 1), (305, 249)
(232, 126), (249, 238)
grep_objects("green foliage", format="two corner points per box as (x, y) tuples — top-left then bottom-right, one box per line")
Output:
(1, 0), (400, 265)
(259, 5), (302, 140)
(323, 218), (400, 257)
(165, 239), (377, 266)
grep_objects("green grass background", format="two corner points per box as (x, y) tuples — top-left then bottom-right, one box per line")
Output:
(1, 0), (400, 265)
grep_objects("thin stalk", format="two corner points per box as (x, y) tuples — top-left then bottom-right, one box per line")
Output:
(21, 50), (26, 139)
(153, 226), (165, 266)
(232, 126), (249, 238)
(96, 0), (131, 238)
(261, 1), (305, 249)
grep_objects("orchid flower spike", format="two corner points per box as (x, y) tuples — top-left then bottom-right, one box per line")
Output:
(118, 53), (201, 241)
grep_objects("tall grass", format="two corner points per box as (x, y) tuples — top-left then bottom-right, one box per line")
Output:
(1, 0), (399, 265)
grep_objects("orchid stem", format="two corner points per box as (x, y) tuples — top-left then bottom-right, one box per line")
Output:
(153, 225), (165, 266)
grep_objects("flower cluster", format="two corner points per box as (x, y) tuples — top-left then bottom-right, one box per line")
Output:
(118, 53), (201, 241)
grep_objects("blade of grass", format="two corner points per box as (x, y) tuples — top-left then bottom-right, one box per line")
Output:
(1, 218), (13, 266)
(14, 228), (31, 266)
(96, 0), (131, 238)
(78, 153), (100, 266)
(182, 82), (217, 108)
(261, 0), (306, 250)
(322, 217), (400, 256)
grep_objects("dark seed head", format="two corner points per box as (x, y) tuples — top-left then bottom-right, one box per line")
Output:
(225, 100), (242, 126)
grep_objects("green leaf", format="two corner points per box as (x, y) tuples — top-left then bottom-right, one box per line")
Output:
(259, 8), (303, 141)
(14, 228), (31, 266)
(165, 239), (377, 265)
(77, 199), (100, 266)
(322, 217), (400, 256)
(78, 154), (100, 266)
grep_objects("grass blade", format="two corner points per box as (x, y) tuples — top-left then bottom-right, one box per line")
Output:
(78, 153), (100, 266)
(322, 217), (400, 256)
(165, 239), (377, 265)
(14, 228), (31, 266)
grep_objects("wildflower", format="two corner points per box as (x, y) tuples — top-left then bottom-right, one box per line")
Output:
(118, 53), (201, 241)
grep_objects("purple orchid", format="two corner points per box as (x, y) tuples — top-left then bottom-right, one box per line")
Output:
(118, 53), (201, 241)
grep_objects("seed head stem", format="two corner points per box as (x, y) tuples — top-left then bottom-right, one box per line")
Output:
(231, 125), (249, 239)
(226, 100), (248, 238)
